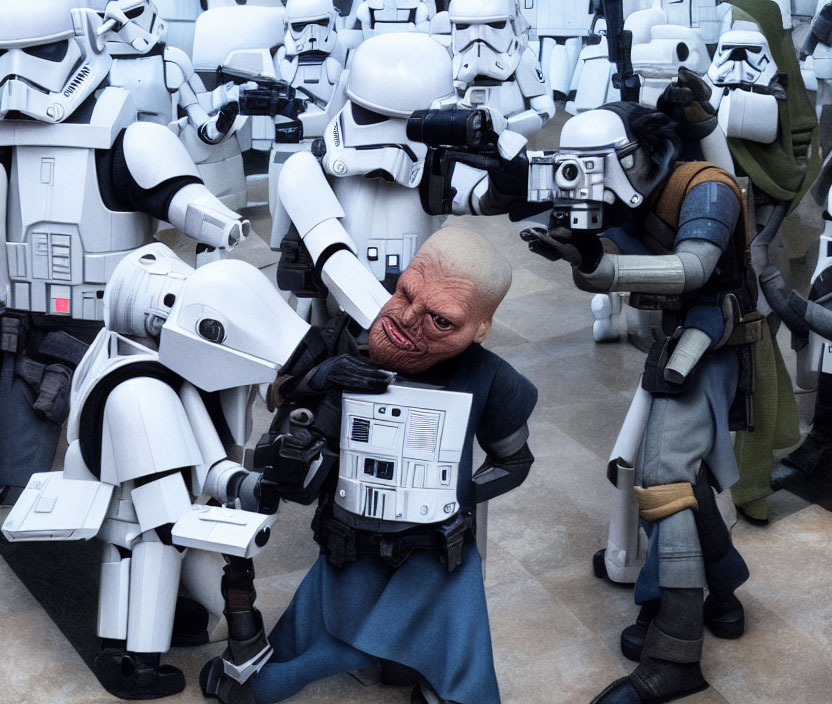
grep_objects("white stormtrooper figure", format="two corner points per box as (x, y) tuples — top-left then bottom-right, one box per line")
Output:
(0, 0), (250, 505)
(277, 32), (470, 326)
(92, 0), (253, 209)
(153, 0), (202, 54)
(566, 0), (718, 115)
(448, 0), (555, 139)
(2, 243), (311, 700)
(268, 0), (353, 247)
(347, 0), (433, 38)
(803, 0), (832, 120)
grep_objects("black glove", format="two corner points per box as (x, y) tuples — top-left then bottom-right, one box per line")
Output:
(520, 225), (604, 273)
(657, 67), (716, 141)
(282, 354), (394, 401)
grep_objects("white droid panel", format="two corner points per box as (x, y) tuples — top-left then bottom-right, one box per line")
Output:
(336, 384), (472, 525)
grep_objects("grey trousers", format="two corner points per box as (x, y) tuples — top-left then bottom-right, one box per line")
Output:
(638, 375), (721, 589)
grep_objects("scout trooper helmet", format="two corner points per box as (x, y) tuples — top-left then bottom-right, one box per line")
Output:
(708, 24), (778, 87)
(90, 0), (167, 57)
(104, 243), (195, 339)
(159, 258), (311, 391)
(284, 0), (338, 57)
(449, 0), (524, 83)
(0, 0), (112, 123)
(106, 244), (311, 391)
(553, 105), (680, 227)
(321, 32), (455, 188)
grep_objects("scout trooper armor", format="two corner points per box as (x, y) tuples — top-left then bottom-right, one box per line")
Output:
(277, 32), (466, 327)
(91, 0), (252, 209)
(2, 243), (311, 699)
(449, 0), (555, 139)
(269, 0), (351, 248)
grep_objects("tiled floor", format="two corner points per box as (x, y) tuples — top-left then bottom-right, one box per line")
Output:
(2, 117), (832, 703)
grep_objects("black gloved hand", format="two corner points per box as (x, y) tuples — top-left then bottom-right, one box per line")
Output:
(215, 100), (240, 137)
(521, 226), (604, 273)
(281, 354), (394, 402)
(235, 471), (280, 515)
(657, 67), (716, 140)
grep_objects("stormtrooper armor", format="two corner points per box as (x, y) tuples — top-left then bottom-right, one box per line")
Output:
(449, 0), (555, 139)
(0, 0), (249, 508)
(336, 385), (472, 525)
(3, 243), (311, 699)
(277, 32), (473, 328)
(91, 0), (252, 209)
(269, 0), (351, 248)
(0, 1), (248, 320)
(350, 0), (432, 38)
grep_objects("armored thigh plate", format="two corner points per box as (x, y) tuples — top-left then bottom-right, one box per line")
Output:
(336, 384), (472, 525)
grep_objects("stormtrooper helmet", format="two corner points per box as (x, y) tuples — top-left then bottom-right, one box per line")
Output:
(104, 243), (195, 339)
(708, 25), (778, 87)
(449, 0), (523, 83)
(0, 0), (112, 123)
(554, 104), (680, 227)
(159, 258), (311, 391)
(90, 0), (167, 57)
(284, 0), (338, 56)
(321, 32), (455, 188)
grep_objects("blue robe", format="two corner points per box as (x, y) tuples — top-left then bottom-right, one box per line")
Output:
(251, 344), (538, 704)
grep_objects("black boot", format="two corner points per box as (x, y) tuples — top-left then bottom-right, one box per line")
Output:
(410, 682), (457, 704)
(93, 639), (185, 700)
(593, 589), (708, 704)
(780, 372), (832, 478)
(620, 600), (659, 662)
(171, 596), (210, 647)
(221, 557), (272, 670)
(693, 469), (747, 640)
(200, 557), (272, 701)
(200, 656), (256, 704)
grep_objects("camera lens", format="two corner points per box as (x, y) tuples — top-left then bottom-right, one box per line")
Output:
(561, 163), (579, 182)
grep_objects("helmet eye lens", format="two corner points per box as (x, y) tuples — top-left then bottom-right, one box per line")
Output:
(198, 319), (225, 344)
(487, 21), (506, 29)
(351, 102), (388, 126)
(23, 40), (69, 63)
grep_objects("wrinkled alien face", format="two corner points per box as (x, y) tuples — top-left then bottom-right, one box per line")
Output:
(368, 253), (491, 374)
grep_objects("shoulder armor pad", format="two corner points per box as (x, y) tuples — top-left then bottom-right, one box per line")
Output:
(278, 151), (345, 236)
(122, 122), (200, 190)
(325, 56), (344, 85)
(164, 45), (193, 90)
(514, 49), (550, 98)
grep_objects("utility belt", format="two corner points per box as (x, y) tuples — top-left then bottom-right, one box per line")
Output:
(0, 311), (91, 424)
(312, 502), (474, 573)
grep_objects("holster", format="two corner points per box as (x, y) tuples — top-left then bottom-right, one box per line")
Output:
(0, 313), (86, 425)
(642, 332), (696, 397)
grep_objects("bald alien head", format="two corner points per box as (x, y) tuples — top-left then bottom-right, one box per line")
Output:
(368, 226), (512, 374)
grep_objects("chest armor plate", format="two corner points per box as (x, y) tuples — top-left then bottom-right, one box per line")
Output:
(109, 55), (173, 126)
(333, 176), (438, 281)
(336, 385), (473, 525)
(1, 94), (152, 320)
(458, 80), (526, 121)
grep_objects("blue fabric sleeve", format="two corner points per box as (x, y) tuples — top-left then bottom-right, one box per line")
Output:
(476, 360), (538, 448)
(675, 181), (741, 252)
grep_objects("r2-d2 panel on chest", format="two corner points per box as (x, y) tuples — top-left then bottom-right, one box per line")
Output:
(336, 384), (472, 525)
